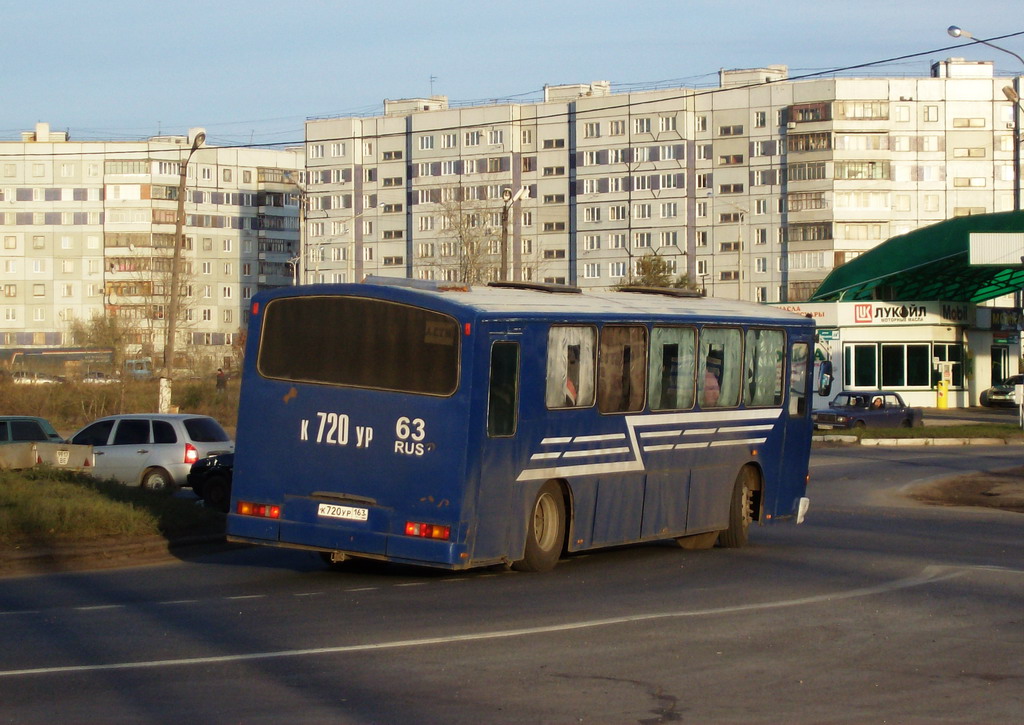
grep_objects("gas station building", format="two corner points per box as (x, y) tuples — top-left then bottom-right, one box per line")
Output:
(776, 211), (1024, 409)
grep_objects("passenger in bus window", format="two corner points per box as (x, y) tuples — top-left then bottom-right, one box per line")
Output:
(565, 345), (580, 405)
(703, 351), (722, 406)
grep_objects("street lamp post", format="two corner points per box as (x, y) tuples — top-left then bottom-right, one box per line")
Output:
(500, 186), (528, 281)
(948, 26), (1023, 210)
(159, 130), (205, 413)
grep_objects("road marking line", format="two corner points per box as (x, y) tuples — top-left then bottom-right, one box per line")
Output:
(0, 566), (963, 678)
(74, 605), (125, 612)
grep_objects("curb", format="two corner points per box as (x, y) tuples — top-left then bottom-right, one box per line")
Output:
(814, 435), (1012, 446)
(0, 532), (231, 579)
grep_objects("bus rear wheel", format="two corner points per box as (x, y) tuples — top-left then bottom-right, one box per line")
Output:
(512, 482), (565, 572)
(718, 466), (759, 548)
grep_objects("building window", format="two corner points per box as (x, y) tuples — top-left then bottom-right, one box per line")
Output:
(584, 122), (601, 138)
(583, 263), (601, 279)
(542, 138), (565, 149)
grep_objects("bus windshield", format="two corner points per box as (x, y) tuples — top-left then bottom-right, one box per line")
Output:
(257, 295), (460, 396)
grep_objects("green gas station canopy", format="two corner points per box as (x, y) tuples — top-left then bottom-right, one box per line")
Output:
(809, 211), (1024, 303)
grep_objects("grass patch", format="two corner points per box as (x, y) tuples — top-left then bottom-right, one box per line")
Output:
(857, 423), (1024, 441)
(0, 378), (239, 437)
(0, 467), (222, 547)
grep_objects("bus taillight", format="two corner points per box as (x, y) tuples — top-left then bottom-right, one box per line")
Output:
(237, 501), (281, 519)
(405, 521), (451, 540)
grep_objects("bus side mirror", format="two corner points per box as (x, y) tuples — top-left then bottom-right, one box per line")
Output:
(818, 361), (833, 396)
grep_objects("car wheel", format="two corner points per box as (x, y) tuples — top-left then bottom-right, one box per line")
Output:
(141, 467), (174, 491)
(854, 420), (866, 430)
(202, 474), (231, 513)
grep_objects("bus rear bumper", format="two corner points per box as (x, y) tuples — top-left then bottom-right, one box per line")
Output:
(227, 514), (469, 569)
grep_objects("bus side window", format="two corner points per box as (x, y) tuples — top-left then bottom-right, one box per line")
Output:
(649, 326), (696, 411)
(598, 325), (647, 414)
(744, 328), (785, 407)
(546, 326), (596, 409)
(788, 342), (810, 416)
(698, 327), (741, 408)
(487, 342), (520, 437)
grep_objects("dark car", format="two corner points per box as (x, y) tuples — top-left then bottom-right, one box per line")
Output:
(0, 416), (65, 444)
(979, 374), (1023, 407)
(188, 452), (233, 512)
(813, 391), (923, 430)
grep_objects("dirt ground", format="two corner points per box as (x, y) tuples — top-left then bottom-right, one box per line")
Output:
(910, 466), (1024, 514)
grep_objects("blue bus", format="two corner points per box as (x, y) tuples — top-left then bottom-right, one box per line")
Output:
(227, 278), (815, 572)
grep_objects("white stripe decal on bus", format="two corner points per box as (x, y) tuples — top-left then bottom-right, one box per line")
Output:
(517, 408), (783, 483)
(561, 446), (631, 459)
(573, 433), (627, 443)
(639, 430), (682, 439)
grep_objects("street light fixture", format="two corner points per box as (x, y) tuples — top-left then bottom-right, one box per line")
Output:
(500, 186), (529, 281)
(161, 129), (205, 406)
(948, 26), (1023, 210)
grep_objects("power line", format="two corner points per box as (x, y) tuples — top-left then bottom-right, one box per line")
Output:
(3, 31), (1022, 156)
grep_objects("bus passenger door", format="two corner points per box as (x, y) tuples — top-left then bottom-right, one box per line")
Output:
(473, 337), (523, 561)
(776, 341), (813, 517)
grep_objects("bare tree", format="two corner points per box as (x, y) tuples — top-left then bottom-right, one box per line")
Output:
(434, 185), (502, 284)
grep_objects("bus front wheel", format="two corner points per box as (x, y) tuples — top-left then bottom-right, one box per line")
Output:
(512, 482), (565, 572)
(718, 466), (759, 548)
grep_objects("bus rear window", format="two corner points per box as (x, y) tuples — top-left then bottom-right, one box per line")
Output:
(257, 296), (460, 396)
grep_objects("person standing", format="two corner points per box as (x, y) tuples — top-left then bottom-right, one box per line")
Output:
(216, 368), (227, 394)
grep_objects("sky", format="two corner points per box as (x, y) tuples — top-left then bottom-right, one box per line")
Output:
(3, 0), (1022, 147)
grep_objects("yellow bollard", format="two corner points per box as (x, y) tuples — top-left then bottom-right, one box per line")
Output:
(936, 379), (949, 409)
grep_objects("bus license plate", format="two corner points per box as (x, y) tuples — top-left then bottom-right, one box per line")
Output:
(317, 503), (368, 522)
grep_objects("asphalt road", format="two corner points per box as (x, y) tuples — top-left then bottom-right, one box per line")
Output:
(0, 445), (1021, 723)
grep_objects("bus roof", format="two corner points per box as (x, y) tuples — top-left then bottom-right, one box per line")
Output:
(257, 279), (815, 327)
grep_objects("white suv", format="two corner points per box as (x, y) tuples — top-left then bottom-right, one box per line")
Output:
(69, 414), (234, 490)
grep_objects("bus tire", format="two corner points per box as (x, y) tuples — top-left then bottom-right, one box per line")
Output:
(676, 531), (718, 550)
(719, 466), (758, 548)
(512, 482), (565, 572)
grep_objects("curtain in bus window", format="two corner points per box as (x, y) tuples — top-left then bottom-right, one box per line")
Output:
(546, 326), (596, 408)
(597, 325), (648, 413)
(744, 328), (784, 406)
(698, 327), (741, 408)
(649, 326), (696, 411)
(789, 342), (810, 416)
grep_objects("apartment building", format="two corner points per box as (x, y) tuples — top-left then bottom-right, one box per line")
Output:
(0, 123), (301, 372)
(303, 59), (1020, 302)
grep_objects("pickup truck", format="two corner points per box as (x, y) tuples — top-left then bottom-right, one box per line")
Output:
(0, 416), (94, 472)
(812, 391), (923, 430)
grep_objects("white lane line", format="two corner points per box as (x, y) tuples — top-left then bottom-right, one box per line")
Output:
(159, 600), (199, 606)
(224, 595), (265, 601)
(74, 605), (125, 612)
(345, 587), (378, 592)
(0, 566), (962, 678)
